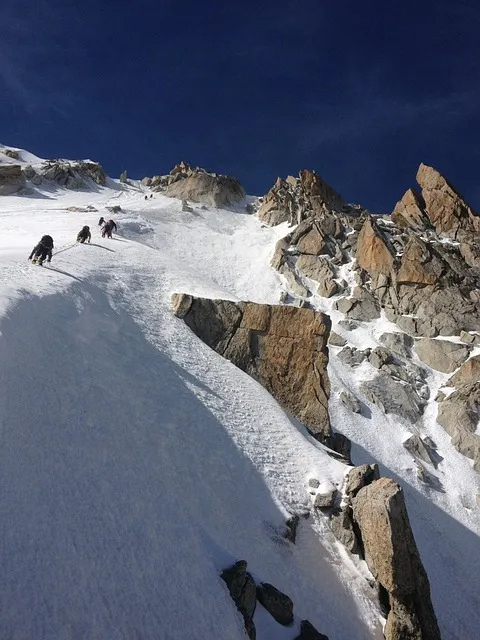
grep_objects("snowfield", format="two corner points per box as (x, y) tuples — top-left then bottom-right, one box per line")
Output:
(0, 148), (479, 639)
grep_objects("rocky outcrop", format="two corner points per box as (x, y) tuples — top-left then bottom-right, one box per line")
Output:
(447, 355), (480, 388)
(360, 373), (426, 423)
(1, 148), (19, 159)
(221, 561), (256, 639)
(294, 620), (329, 639)
(414, 339), (470, 373)
(258, 169), (345, 227)
(345, 464), (380, 499)
(172, 294), (332, 441)
(379, 332), (413, 358)
(339, 390), (361, 413)
(436, 382), (480, 471)
(356, 217), (395, 276)
(403, 435), (437, 468)
(0, 164), (25, 195)
(222, 561), (329, 640)
(352, 478), (441, 640)
(396, 237), (445, 285)
(41, 159), (106, 188)
(416, 163), (479, 241)
(391, 188), (430, 231)
(151, 161), (245, 207)
(256, 583), (293, 626)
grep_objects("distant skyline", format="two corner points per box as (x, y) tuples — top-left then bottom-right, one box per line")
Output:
(1, 0), (479, 212)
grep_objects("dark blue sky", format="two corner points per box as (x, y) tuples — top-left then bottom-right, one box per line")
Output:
(1, 0), (479, 212)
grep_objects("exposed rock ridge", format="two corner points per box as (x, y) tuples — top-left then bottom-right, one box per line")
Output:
(148, 161), (245, 207)
(257, 168), (365, 227)
(172, 293), (333, 442)
(40, 159), (107, 189)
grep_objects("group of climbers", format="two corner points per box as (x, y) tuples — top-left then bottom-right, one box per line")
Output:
(28, 217), (118, 266)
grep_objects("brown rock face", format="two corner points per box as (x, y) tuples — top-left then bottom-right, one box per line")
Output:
(391, 188), (429, 231)
(397, 237), (444, 285)
(353, 478), (441, 640)
(356, 217), (395, 276)
(258, 170), (344, 227)
(164, 163), (245, 208)
(447, 355), (480, 388)
(257, 177), (297, 226)
(416, 163), (479, 241)
(0, 164), (25, 195)
(299, 169), (343, 212)
(172, 294), (332, 440)
(436, 382), (480, 471)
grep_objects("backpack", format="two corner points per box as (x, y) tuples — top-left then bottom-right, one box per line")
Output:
(40, 235), (53, 248)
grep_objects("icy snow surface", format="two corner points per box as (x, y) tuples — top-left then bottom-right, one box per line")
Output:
(0, 153), (478, 639)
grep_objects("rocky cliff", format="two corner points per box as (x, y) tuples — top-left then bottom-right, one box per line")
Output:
(264, 162), (480, 472)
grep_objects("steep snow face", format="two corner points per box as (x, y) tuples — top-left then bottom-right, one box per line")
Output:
(0, 179), (383, 639)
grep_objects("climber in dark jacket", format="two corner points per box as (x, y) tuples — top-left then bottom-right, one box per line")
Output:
(98, 216), (105, 226)
(101, 219), (117, 239)
(28, 235), (54, 266)
(77, 226), (91, 244)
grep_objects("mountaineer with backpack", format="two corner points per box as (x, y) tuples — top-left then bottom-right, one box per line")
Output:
(28, 235), (54, 266)
(76, 226), (91, 244)
(101, 219), (117, 239)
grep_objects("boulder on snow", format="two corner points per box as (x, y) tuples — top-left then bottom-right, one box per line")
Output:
(294, 619), (329, 640)
(352, 478), (441, 640)
(0, 164), (25, 195)
(403, 435), (438, 468)
(172, 294), (333, 441)
(339, 391), (361, 414)
(360, 372), (426, 423)
(1, 148), (19, 159)
(221, 561), (256, 639)
(328, 331), (346, 347)
(256, 583), (293, 626)
(313, 482), (337, 510)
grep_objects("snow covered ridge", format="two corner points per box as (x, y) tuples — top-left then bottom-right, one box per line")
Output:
(0, 143), (478, 639)
(0, 144), (107, 193)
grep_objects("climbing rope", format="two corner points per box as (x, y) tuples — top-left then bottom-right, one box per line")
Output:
(53, 242), (79, 257)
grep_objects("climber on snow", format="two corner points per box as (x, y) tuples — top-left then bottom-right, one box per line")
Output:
(98, 216), (105, 227)
(28, 235), (54, 266)
(77, 225), (91, 244)
(101, 219), (117, 239)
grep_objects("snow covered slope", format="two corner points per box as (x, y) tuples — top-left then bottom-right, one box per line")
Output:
(0, 153), (478, 639)
(0, 176), (385, 639)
